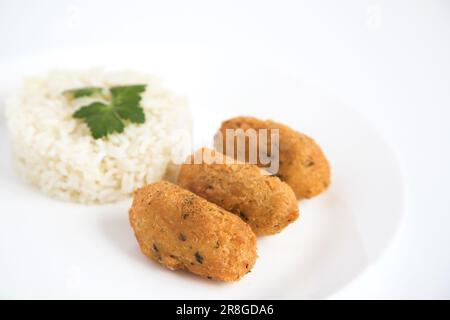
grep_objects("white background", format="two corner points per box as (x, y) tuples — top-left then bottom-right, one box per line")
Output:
(0, 0), (449, 299)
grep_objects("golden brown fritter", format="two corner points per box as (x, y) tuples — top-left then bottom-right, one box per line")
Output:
(178, 148), (299, 236)
(129, 181), (257, 281)
(215, 116), (331, 199)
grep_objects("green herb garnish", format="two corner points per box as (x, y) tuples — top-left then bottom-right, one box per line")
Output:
(64, 86), (104, 99)
(67, 85), (146, 139)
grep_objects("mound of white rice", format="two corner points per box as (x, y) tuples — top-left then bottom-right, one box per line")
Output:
(6, 69), (191, 204)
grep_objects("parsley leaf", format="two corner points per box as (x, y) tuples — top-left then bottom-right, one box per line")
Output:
(110, 85), (146, 123)
(64, 87), (104, 99)
(73, 102), (125, 139)
(68, 84), (147, 139)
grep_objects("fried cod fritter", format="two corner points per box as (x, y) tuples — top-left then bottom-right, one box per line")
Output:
(216, 116), (331, 199)
(129, 181), (257, 281)
(178, 148), (299, 236)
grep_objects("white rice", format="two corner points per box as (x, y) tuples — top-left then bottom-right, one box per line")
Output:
(6, 69), (191, 204)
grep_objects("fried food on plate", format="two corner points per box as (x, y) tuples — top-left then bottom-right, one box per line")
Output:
(129, 181), (257, 281)
(216, 116), (330, 199)
(178, 148), (299, 236)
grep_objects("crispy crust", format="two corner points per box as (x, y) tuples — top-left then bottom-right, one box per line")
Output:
(129, 181), (257, 281)
(216, 116), (331, 199)
(178, 148), (299, 236)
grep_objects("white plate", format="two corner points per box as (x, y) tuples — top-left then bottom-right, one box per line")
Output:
(0, 46), (405, 299)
